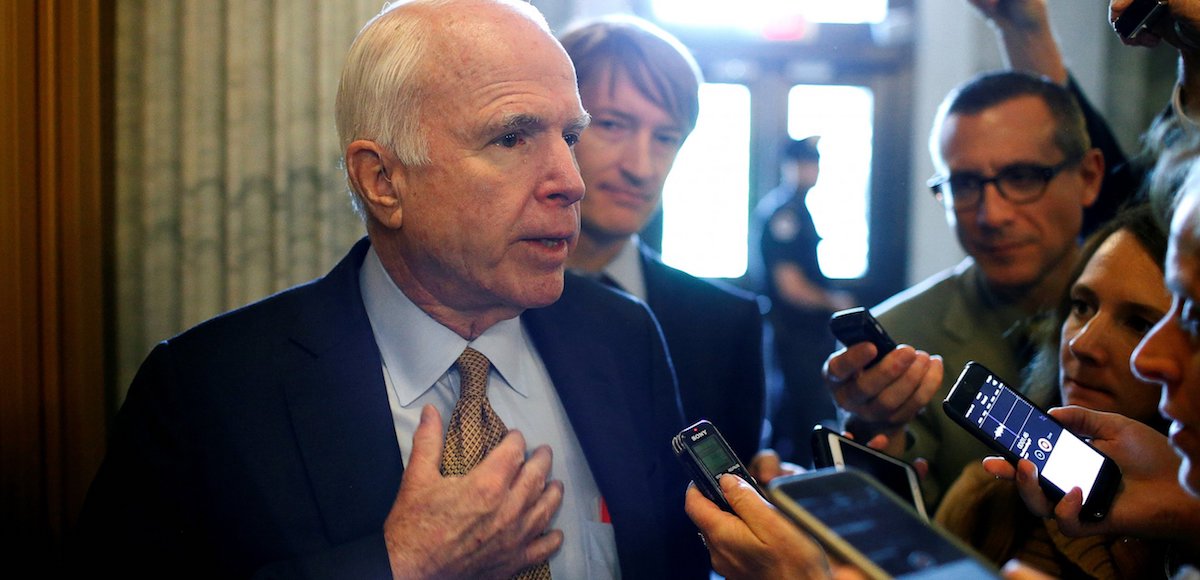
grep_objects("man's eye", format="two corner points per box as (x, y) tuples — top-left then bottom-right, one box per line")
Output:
(1126, 315), (1156, 336)
(594, 119), (624, 131)
(1001, 166), (1046, 187)
(564, 133), (579, 147)
(655, 132), (683, 148)
(496, 133), (525, 148)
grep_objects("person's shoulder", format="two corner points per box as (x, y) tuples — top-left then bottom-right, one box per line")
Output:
(551, 271), (655, 322)
(166, 277), (323, 349)
(644, 256), (760, 309)
(873, 260), (972, 320)
(168, 240), (368, 350)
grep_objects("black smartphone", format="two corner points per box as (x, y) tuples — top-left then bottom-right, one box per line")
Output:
(829, 306), (897, 368)
(672, 419), (764, 511)
(768, 469), (999, 580)
(1114, 0), (1167, 39)
(810, 425), (928, 520)
(943, 361), (1122, 522)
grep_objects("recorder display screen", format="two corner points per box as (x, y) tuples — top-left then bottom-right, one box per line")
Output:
(961, 372), (1103, 501)
(692, 434), (736, 475)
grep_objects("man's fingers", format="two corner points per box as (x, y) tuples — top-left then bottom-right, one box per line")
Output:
(1002, 559), (1057, 580)
(474, 429), (531, 484)
(824, 345), (871, 384)
(519, 529), (564, 571)
(719, 475), (774, 527)
(1012, 459), (1054, 518)
(832, 346), (919, 411)
(982, 456), (1016, 479)
(912, 458), (930, 482)
(882, 355), (942, 424)
(749, 449), (784, 485)
(1047, 405), (1122, 440)
(405, 405), (446, 482)
(685, 483), (734, 532)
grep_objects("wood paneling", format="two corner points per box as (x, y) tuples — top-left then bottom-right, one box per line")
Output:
(0, 0), (111, 563)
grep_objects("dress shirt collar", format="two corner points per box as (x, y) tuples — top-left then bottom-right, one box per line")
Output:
(601, 235), (647, 301)
(359, 246), (536, 406)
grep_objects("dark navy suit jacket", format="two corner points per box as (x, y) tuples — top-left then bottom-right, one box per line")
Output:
(75, 238), (707, 579)
(639, 243), (767, 461)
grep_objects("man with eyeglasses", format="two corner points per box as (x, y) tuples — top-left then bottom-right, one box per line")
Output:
(822, 71), (1104, 509)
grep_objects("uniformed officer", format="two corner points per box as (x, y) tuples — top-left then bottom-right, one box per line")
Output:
(752, 136), (854, 464)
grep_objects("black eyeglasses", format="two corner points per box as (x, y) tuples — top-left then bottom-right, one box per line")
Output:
(927, 157), (1082, 211)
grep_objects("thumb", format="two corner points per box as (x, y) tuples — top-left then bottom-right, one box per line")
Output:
(405, 405), (446, 482)
(1049, 406), (1117, 440)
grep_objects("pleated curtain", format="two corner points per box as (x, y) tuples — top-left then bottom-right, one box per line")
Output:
(114, 0), (383, 401)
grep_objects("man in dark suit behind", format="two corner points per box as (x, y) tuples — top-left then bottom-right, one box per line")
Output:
(73, 1), (707, 577)
(560, 16), (767, 462)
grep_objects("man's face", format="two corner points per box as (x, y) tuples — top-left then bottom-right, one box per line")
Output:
(781, 158), (820, 193)
(387, 9), (588, 319)
(1133, 188), (1200, 496)
(936, 95), (1099, 295)
(574, 66), (686, 242)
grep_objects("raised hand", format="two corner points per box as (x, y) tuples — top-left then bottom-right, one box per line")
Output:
(383, 405), (565, 579)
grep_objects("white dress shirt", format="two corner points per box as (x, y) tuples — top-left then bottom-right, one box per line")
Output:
(358, 247), (619, 578)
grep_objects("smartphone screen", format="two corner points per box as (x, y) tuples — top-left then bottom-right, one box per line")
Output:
(811, 426), (927, 519)
(769, 469), (998, 579)
(944, 362), (1121, 519)
(962, 372), (1103, 500)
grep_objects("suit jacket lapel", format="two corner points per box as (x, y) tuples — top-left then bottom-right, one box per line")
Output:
(523, 276), (669, 574)
(282, 238), (404, 544)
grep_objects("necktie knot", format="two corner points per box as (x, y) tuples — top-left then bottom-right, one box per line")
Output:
(456, 347), (492, 399)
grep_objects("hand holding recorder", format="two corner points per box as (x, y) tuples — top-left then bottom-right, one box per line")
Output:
(684, 475), (855, 580)
(673, 420), (766, 511)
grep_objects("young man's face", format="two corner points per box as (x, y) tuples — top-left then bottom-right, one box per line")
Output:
(574, 65), (686, 243)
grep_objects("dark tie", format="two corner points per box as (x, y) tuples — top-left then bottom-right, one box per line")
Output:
(439, 348), (552, 580)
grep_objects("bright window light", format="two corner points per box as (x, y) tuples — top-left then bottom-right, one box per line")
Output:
(653, 0), (887, 31)
(661, 83), (752, 278)
(788, 84), (874, 279)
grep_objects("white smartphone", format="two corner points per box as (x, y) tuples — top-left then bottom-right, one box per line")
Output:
(811, 425), (927, 520)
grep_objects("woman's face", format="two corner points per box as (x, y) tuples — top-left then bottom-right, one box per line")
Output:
(1059, 230), (1170, 426)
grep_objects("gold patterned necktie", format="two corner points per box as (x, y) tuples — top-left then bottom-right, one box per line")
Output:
(439, 347), (551, 580)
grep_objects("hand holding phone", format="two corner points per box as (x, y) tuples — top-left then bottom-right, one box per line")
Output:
(1114, 0), (1167, 40)
(942, 362), (1122, 521)
(829, 307), (897, 369)
(673, 419), (765, 511)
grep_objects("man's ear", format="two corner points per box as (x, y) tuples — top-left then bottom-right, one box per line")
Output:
(1075, 147), (1105, 209)
(346, 140), (403, 229)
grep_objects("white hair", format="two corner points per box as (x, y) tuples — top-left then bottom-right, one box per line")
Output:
(334, 0), (550, 218)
